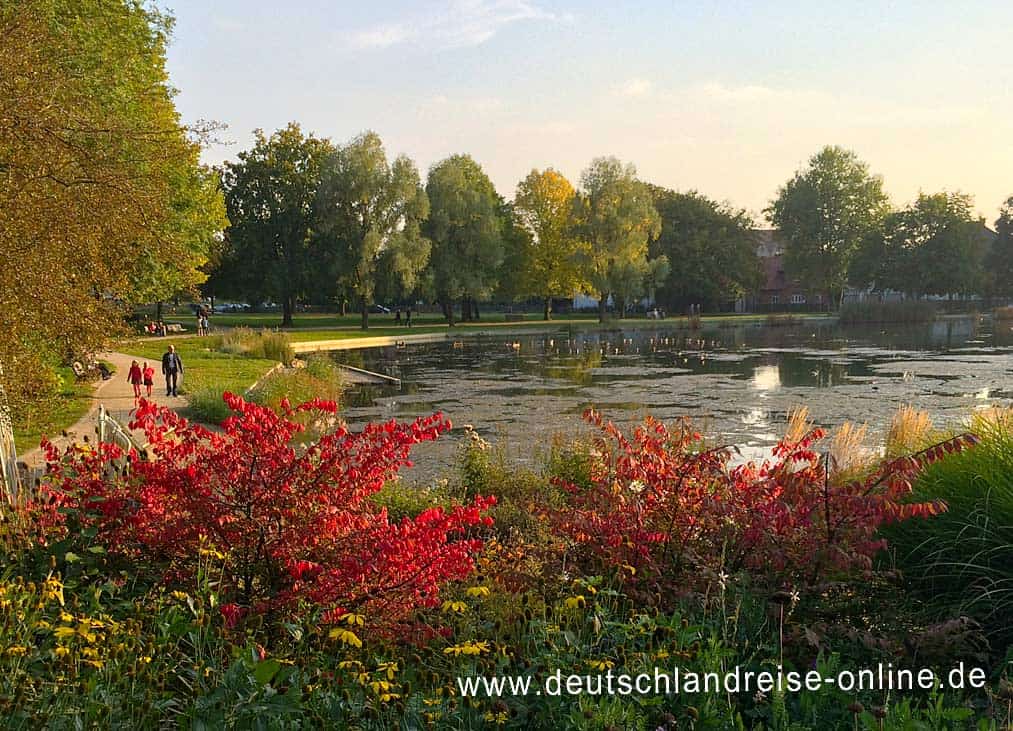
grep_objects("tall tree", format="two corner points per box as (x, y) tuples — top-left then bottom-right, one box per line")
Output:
(424, 155), (505, 325)
(650, 188), (761, 311)
(575, 157), (661, 322)
(315, 132), (430, 330)
(767, 146), (890, 309)
(220, 124), (334, 327)
(513, 169), (588, 319)
(985, 197), (1013, 300)
(854, 192), (985, 298)
(0, 0), (225, 421)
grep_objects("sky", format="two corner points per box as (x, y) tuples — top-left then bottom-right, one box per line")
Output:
(164, 0), (1013, 222)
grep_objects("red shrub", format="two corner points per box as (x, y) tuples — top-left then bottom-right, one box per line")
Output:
(548, 410), (974, 594)
(39, 394), (494, 634)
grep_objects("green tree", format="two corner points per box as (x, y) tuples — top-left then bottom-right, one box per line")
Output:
(220, 124), (334, 327)
(424, 155), (505, 325)
(0, 0), (225, 421)
(513, 169), (588, 319)
(767, 146), (889, 309)
(315, 132), (429, 330)
(650, 188), (761, 311)
(857, 192), (985, 298)
(575, 158), (662, 322)
(985, 197), (1013, 299)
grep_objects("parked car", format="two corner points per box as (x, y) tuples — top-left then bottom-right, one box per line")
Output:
(371, 304), (391, 314)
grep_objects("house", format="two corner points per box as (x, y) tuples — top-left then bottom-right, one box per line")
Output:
(740, 230), (830, 312)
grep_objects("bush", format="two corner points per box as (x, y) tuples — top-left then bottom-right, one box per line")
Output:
(249, 355), (344, 413)
(884, 409), (1013, 645)
(185, 385), (235, 423)
(839, 300), (937, 324)
(36, 395), (495, 636)
(208, 327), (294, 364)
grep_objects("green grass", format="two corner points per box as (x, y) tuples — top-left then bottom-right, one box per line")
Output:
(882, 411), (1013, 645)
(13, 367), (95, 454)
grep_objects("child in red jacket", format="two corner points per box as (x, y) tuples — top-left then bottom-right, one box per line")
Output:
(127, 360), (143, 403)
(142, 362), (155, 397)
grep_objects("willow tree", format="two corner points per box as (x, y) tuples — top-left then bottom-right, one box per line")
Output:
(424, 155), (505, 325)
(315, 132), (430, 330)
(575, 158), (662, 322)
(0, 0), (225, 423)
(513, 168), (588, 319)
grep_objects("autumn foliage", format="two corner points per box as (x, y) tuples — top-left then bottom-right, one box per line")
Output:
(547, 409), (976, 594)
(38, 394), (494, 633)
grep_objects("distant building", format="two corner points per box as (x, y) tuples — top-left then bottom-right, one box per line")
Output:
(739, 230), (830, 312)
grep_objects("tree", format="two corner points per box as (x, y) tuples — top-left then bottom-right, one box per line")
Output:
(853, 192), (985, 298)
(0, 0), (226, 423)
(767, 146), (890, 309)
(650, 188), (761, 311)
(512, 169), (588, 319)
(575, 158), (662, 322)
(220, 124), (334, 327)
(424, 156), (505, 325)
(315, 132), (430, 330)
(985, 197), (1013, 300)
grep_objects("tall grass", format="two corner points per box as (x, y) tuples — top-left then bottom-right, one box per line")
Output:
(207, 328), (294, 364)
(839, 300), (936, 324)
(883, 408), (1013, 645)
(886, 405), (936, 458)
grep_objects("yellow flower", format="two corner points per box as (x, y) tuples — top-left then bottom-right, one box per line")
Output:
(443, 641), (490, 657)
(328, 628), (362, 648)
(171, 591), (189, 601)
(35, 620), (52, 629)
(377, 661), (398, 679)
(53, 626), (76, 639)
(338, 660), (362, 670)
(6, 646), (28, 657)
(465, 586), (490, 598)
(654, 649), (670, 660)
(59, 612), (73, 623)
(441, 600), (468, 614)
(588, 658), (615, 671)
(563, 595), (587, 610)
(340, 613), (365, 627)
(484, 710), (509, 724)
(423, 698), (442, 707)
(54, 646), (70, 658)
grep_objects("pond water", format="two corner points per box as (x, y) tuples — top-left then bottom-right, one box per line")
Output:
(335, 317), (1013, 480)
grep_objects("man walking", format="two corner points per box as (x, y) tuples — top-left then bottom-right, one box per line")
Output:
(161, 344), (184, 397)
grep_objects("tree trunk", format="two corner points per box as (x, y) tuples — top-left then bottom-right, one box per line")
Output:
(460, 297), (470, 323)
(472, 298), (480, 320)
(340, 298), (347, 317)
(155, 301), (163, 322)
(360, 295), (369, 330)
(282, 296), (294, 327)
(598, 292), (607, 323)
(446, 298), (455, 327)
(543, 297), (551, 321)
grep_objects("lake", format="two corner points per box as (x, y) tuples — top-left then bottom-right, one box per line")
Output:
(335, 316), (1013, 480)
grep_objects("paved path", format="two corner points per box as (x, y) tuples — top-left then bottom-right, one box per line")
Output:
(18, 351), (187, 471)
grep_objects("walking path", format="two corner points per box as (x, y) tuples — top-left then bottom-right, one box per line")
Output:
(17, 351), (187, 471)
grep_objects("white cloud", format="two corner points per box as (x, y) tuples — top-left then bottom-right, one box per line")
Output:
(616, 78), (653, 98)
(344, 0), (561, 51)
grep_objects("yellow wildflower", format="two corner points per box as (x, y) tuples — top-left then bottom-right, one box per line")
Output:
(328, 628), (362, 648)
(563, 595), (587, 610)
(6, 646), (28, 657)
(465, 586), (490, 598)
(441, 600), (468, 614)
(588, 658), (615, 671)
(340, 613), (365, 627)
(443, 641), (490, 657)
(377, 661), (398, 679)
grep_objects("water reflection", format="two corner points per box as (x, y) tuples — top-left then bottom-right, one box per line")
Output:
(336, 317), (1012, 480)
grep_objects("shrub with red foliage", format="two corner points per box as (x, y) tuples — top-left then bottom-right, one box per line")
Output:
(548, 409), (976, 595)
(38, 394), (494, 634)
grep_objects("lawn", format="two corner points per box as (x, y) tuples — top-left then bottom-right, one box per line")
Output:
(13, 366), (95, 455)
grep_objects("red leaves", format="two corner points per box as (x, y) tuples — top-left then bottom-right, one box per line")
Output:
(39, 395), (494, 635)
(547, 413), (978, 596)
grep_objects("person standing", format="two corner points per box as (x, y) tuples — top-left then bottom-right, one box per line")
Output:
(161, 345), (184, 397)
(394, 308), (402, 326)
(142, 361), (155, 398)
(127, 360), (143, 404)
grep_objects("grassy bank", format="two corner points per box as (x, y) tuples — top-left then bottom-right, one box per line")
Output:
(12, 366), (93, 454)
